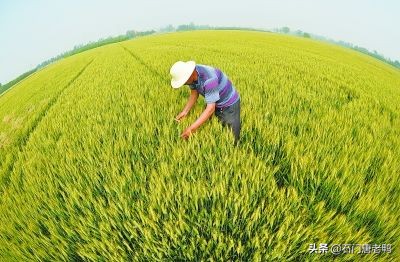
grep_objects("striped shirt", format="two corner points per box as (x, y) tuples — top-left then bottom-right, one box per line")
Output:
(188, 64), (240, 108)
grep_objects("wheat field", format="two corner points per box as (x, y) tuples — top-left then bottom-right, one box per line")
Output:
(0, 30), (399, 261)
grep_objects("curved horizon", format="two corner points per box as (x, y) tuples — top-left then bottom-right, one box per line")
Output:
(1, 0), (399, 84)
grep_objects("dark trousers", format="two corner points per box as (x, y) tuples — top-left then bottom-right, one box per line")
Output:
(214, 99), (241, 146)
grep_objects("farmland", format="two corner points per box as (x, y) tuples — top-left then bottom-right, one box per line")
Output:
(0, 30), (399, 261)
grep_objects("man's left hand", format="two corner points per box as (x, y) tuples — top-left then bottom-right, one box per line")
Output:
(181, 127), (193, 140)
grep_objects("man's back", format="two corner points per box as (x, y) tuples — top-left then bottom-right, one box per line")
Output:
(189, 64), (240, 108)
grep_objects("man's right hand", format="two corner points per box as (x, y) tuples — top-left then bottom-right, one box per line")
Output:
(175, 110), (188, 122)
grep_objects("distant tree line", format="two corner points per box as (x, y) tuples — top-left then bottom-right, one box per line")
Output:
(36, 30), (156, 70)
(273, 26), (400, 69)
(0, 29), (156, 95)
(159, 22), (270, 33)
(160, 24), (399, 69)
(0, 68), (37, 95)
(2, 23), (398, 95)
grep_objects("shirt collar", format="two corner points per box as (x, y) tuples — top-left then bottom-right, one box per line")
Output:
(193, 66), (201, 85)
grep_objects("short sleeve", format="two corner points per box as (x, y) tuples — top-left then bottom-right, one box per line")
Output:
(203, 76), (218, 91)
(203, 77), (220, 104)
(204, 85), (219, 104)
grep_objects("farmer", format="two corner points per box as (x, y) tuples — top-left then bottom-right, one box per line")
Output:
(170, 61), (241, 145)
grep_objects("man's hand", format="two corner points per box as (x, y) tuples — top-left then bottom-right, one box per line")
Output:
(175, 90), (198, 122)
(179, 103), (215, 140)
(175, 110), (188, 122)
(180, 127), (193, 140)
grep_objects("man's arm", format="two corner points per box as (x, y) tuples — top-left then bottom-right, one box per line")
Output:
(175, 89), (199, 122)
(181, 103), (215, 138)
(182, 89), (199, 113)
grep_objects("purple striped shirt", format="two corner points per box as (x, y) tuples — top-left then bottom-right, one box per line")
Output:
(188, 64), (240, 108)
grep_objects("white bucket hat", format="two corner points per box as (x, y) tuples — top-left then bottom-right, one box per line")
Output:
(170, 61), (196, 89)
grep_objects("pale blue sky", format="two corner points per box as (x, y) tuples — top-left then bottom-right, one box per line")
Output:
(0, 0), (399, 84)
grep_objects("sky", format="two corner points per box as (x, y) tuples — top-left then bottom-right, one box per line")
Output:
(0, 0), (399, 84)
